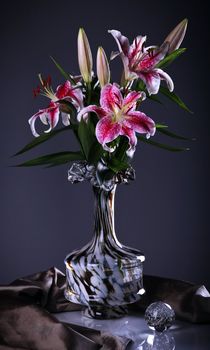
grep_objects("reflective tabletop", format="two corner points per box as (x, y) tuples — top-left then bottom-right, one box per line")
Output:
(55, 311), (210, 349)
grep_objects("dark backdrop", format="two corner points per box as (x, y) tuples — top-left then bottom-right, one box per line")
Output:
(1, 0), (210, 288)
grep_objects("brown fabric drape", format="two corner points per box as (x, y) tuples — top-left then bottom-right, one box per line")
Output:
(0, 267), (210, 349)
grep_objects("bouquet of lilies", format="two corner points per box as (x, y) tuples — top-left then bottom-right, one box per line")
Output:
(16, 19), (191, 177)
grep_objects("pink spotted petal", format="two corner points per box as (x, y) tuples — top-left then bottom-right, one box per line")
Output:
(137, 42), (169, 71)
(69, 86), (84, 109)
(129, 35), (147, 64)
(155, 68), (174, 92)
(28, 102), (59, 137)
(96, 116), (121, 151)
(100, 84), (123, 113)
(77, 105), (106, 122)
(56, 81), (83, 109)
(56, 81), (72, 99)
(108, 30), (130, 56)
(123, 91), (146, 112)
(120, 125), (137, 147)
(138, 71), (161, 95)
(124, 111), (156, 137)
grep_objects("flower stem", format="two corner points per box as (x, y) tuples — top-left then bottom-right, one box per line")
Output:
(87, 82), (92, 105)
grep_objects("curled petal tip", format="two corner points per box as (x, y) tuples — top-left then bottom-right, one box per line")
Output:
(28, 116), (40, 137)
(126, 146), (136, 158)
(141, 91), (146, 101)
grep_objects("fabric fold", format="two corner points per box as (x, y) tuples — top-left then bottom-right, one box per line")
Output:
(0, 267), (210, 350)
(130, 275), (210, 323)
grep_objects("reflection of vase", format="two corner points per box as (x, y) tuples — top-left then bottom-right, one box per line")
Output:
(138, 332), (175, 350)
(64, 162), (145, 319)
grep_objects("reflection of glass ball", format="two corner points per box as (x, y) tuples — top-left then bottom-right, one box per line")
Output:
(137, 332), (175, 350)
(145, 302), (175, 332)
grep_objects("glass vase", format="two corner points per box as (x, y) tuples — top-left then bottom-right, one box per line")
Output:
(64, 161), (145, 319)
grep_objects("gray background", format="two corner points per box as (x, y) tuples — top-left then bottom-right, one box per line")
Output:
(1, 0), (210, 288)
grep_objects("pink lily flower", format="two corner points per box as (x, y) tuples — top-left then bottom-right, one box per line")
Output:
(78, 84), (155, 154)
(29, 80), (83, 137)
(109, 30), (174, 95)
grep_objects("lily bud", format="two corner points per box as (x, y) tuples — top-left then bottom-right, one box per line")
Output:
(96, 47), (110, 87)
(163, 18), (188, 53)
(77, 28), (93, 83)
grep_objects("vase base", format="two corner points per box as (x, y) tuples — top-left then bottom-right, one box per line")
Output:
(83, 304), (128, 319)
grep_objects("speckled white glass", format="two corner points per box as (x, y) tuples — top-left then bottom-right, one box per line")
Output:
(64, 161), (145, 318)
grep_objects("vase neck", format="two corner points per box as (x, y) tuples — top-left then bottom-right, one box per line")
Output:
(93, 185), (120, 245)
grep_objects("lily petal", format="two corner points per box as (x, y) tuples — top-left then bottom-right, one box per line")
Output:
(138, 71), (161, 95)
(56, 81), (83, 109)
(123, 91), (146, 112)
(96, 116), (121, 151)
(120, 54), (134, 81)
(43, 104), (60, 134)
(108, 30), (133, 81)
(138, 42), (169, 71)
(28, 102), (59, 137)
(100, 84), (123, 113)
(56, 81), (72, 99)
(124, 111), (156, 137)
(77, 105), (106, 122)
(120, 125), (137, 157)
(39, 114), (48, 125)
(29, 113), (42, 137)
(129, 35), (147, 64)
(110, 51), (121, 61)
(61, 112), (70, 126)
(120, 125), (137, 147)
(69, 87), (84, 109)
(155, 68), (174, 92)
(108, 30), (130, 56)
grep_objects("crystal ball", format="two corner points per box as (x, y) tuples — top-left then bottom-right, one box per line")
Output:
(145, 301), (175, 332)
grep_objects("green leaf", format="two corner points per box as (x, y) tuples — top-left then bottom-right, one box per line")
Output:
(135, 80), (145, 91)
(156, 48), (186, 69)
(147, 94), (162, 104)
(159, 86), (192, 113)
(157, 128), (195, 141)
(108, 157), (129, 173)
(78, 119), (95, 160)
(107, 138), (133, 172)
(134, 74), (192, 113)
(88, 142), (104, 165)
(155, 124), (168, 129)
(14, 126), (74, 156)
(137, 135), (190, 152)
(50, 56), (75, 84)
(16, 151), (84, 167)
(114, 138), (129, 162)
